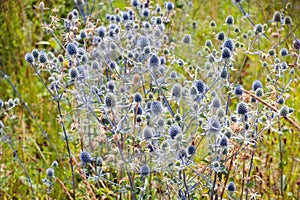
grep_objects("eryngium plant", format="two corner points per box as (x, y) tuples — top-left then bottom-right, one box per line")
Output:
(20, 0), (300, 199)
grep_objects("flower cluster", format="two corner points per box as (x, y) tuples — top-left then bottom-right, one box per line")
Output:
(20, 0), (300, 199)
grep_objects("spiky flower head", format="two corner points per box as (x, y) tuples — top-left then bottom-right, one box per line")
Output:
(150, 100), (163, 115)
(237, 102), (248, 115)
(46, 168), (54, 177)
(80, 151), (92, 164)
(66, 42), (78, 55)
(222, 47), (232, 59)
(171, 84), (182, 99)
(165, 2), (174, 11)
(140, 165), (150, 176)
(272, 11), (281, 22)
(228, 181), (235, 192)
(182, 34), (192, 44)
(223, 38), (234, 51)
(148, 54), (160, 68)
(143, 127), (153, 140)
(225, 15), (234, 25)
(187, 145), (196, 155)
(25, 53), (34, 63)
(195, 80), (206, 94)
(169, 124), (181, 139)
(105, 93), (117, 108)
(252, 80), (262, 91)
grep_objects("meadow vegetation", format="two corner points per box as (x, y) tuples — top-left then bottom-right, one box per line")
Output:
(0, 0), (300, 199)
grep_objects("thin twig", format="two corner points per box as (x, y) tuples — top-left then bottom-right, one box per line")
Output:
(242, 89), (300, 131)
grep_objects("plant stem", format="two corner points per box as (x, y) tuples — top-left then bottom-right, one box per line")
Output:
(279, 117), (284, 199)
(240, 159), (246, 200)
(183, 168), (191, 200)
(56, 97), (76, 200)
(210, 171), (217, 200)
(5, 133), (35, 196)
(117, 140), (137, 200)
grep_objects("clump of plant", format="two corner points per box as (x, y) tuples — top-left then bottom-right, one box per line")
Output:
(1, 0), (299, 199)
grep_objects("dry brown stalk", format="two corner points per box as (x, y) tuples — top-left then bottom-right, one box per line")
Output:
(73, 158), (97, 200)
(55, 177), (74, 200)
(242, 89), (300, 132)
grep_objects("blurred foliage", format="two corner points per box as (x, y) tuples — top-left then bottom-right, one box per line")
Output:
(0, 0), (300, 199)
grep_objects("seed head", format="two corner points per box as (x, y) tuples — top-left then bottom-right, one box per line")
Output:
(0, 121), (4, 129)
(211, 97), (221, 108)
(134, 92), (143, 103)
(169, 124), (181, 139)
(160, 56), (166, 65)
(69, 68), (78, 79)
(217, 108), (225, 118)
(187, 145), (196, 155)
(182, 34), (192, 44)
(272, 11), (281, 22)
(225, 15), (234, 25)
(38, 52), (48, 63)
(252, 80), (262, 91)
(25, 53), (34, 63)
(51, 161), (58, 167)
(66, 42), (78, 55)
(277, 96), (284, 104)
(80, 151), (92, 164)
(142, 8), (150, 18)
(122, 12), (129, 21)
(293, 39), (300, 50)
(254, 24), (263, 33)
(195, 80), (206, 94)
(284, 16), (292, 25)
(138, 36), (150, 49)
(234, 85), (243, 96)
(220, 68), (227, 79)
(157, 118), (164, 127)
(178, 149), (187, 160)
(80, 30), (87, 39)
(223, 38), (234, 51)
(280, 48), (288, 57)
(174, 113), (182, 122)
(46, 168), (54, 177)
(132, 0), (139, 7)
(105, 93), (117, 108)
(149, 54), (160, 68)
(217, 31), (225, 41)
(205, 40), (213, 47)
(143, 127), (153, 140)
(220, 137), (228, 147)
(255, 88), (263, 97)
(32, 49), (39, 58)
(171, 84), (182, 99)
(106, 81), (114, 92)
(228, 181), (235, 192)
(133, 105), (143, 115)
(165, 2), (174, 11)
(222, 47), (232, 59)
(92, 61), (100, 70)
(237, 102), (248, 115)
(209, 118), (221, 133)
(150, 100), (163, 115)
(97, 26), (106, 37)
(140, 165), (150, 176)
(280, 105), (289, 117)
